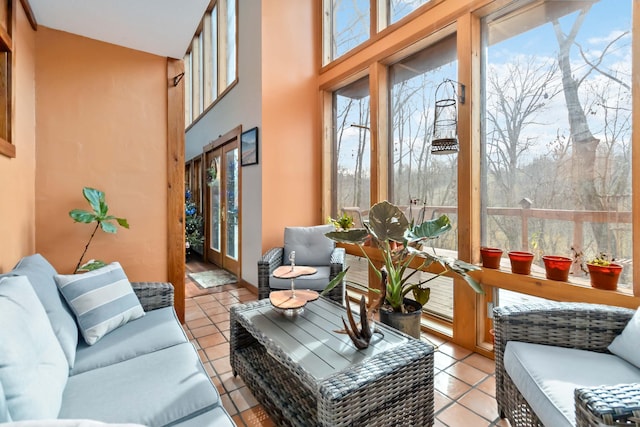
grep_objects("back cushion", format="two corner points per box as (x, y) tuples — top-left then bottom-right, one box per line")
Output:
(55, 262), (145, 345)
(0, 381), (11, 423)
(283, 224), (335, 266)
(0, 276), (69, 420)
(1, 254), (78, 368)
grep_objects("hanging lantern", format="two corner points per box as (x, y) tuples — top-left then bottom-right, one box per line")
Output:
(431, 79), (460, 155)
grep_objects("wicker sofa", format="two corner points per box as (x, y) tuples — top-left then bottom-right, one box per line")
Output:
(0, 254), (235, 427)
(257, 224), (345, 304)
(494, 302), (640, 427)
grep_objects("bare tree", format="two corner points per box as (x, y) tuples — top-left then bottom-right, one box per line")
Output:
(484, 56), (558, 249)
(552, 6), (630, 251)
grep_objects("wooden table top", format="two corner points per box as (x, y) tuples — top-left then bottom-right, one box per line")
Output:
(272, 265), (317, 279)
(232, 298), (414, 381)
(269, 289), (319, 309)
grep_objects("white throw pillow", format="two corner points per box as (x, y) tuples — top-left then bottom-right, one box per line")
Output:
(55, 262), (144, 345)
(608, 308), (640, 368)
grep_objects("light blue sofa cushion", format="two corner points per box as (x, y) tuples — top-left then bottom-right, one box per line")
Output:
(0, 380), (11, 423)
(71, 306), (188, 375)
(608, 308), (640, 368)
(269, 266), (332, 290)
(1, 254), (78, 368)
(60, 343), (220, 426)
(2, 421), (146, 427)
(55, 262), (145, 345)
(283, 225), (335, 266)
(504, 341), (640, 427)
(0, 276), (69, 420)
(172, 406), (235, 427)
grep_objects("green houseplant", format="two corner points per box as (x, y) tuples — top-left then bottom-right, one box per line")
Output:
(585, 253), (623, 290)
(69, 187), (129, 272)
(325, 200), (482, 337)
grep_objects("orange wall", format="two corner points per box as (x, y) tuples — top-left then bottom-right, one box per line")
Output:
(35, 27), (169, 280)
(261, 0), (321, 250)
(0, 2), (37, 272)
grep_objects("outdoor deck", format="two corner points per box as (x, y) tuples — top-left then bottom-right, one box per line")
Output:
(343, 254), (546, 321)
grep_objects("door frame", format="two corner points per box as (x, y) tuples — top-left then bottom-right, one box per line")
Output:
(202, 125), (242, 277)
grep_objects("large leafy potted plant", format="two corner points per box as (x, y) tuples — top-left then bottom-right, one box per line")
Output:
(69, 187), (129, 272)
(325, 200), (482, 338)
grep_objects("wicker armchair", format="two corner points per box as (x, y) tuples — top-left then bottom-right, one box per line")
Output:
(257, 225), (346, 304)
(494, 302), (639, 427)
(131, 281), (174, 311)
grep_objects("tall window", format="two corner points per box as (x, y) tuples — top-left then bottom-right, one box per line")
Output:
(389, 34), (458, 320)
(334, 76), (371, 218)
(224, 0), (236, 88)
(324, 0), (370, 63)
(389, 0), (431, 25)
(0, 0), (13, 158)
(482, 0), (632, 288)
(184, 0), (238, 127)
(210, 5), (219, 103)
(389, 35), (458, 224)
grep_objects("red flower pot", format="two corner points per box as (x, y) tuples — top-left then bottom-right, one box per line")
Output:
(587, 263), (623, 290)
(508, 251), (534, 275)
(480, 247), (503, 269)
(542, 256), (573, 281)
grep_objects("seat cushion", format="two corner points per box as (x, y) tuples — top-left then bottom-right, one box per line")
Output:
(55, 262), (144, 345)
(608, 308), (640, 368)
(0, 276), (69, 420)
(270, 266), (332, 290)
(283, 225), (335, 266)
(504, 341), (640, 427)
(0, 254), (78, 368)
(71, 306), (188, 375)
(60, 343), (220, 426)
(171, 406), (235, 427)
(3, 421), (146, 427)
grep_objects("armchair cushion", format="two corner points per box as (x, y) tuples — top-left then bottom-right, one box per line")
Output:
(505, 341), (640, 427)
(55, 262), (144, 345)
(608, 308), (640, 368)
(283, 225), (335, 266)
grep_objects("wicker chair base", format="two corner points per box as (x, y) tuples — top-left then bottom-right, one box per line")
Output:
(499, 366), (543, 427)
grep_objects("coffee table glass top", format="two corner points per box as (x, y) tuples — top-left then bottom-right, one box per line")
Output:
(235, 298), (410, 381)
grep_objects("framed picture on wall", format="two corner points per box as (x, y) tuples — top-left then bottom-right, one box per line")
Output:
(241, 127), (259, 166)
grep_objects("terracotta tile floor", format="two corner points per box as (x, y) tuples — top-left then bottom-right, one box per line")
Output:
(183, 259), (511, 427)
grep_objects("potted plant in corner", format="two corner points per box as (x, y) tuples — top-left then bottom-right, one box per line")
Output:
(324, 200), (483, 339)
(69, 187), (129, 272)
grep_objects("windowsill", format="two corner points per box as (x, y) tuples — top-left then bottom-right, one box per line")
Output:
(480, 267), (639, 309)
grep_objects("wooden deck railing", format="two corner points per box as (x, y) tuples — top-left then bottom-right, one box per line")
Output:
(404, 205), (631, 254)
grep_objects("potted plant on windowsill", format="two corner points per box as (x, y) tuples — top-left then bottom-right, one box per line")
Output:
(324, 200), (483, 339)
(585, 253), (623, 290)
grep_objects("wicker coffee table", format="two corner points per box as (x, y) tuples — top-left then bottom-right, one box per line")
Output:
(230, 298), (434, 427)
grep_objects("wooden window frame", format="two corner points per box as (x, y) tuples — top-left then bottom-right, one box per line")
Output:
(0, 0), (14, 158)
(320, 0), (640, 355)
(183, 0), (238, 129)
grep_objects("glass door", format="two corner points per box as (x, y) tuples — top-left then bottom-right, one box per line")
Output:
(204, 135), (240, 275)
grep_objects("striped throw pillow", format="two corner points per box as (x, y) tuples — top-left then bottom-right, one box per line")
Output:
(54, 262), (144, 345)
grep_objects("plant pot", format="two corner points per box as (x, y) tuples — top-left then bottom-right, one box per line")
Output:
(542, 255), (573, 281)
(480, 247), (503, 269)
(379, 299), (422, 339)
(587, 263), (622, 290)
(508, 251), (534, 275)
